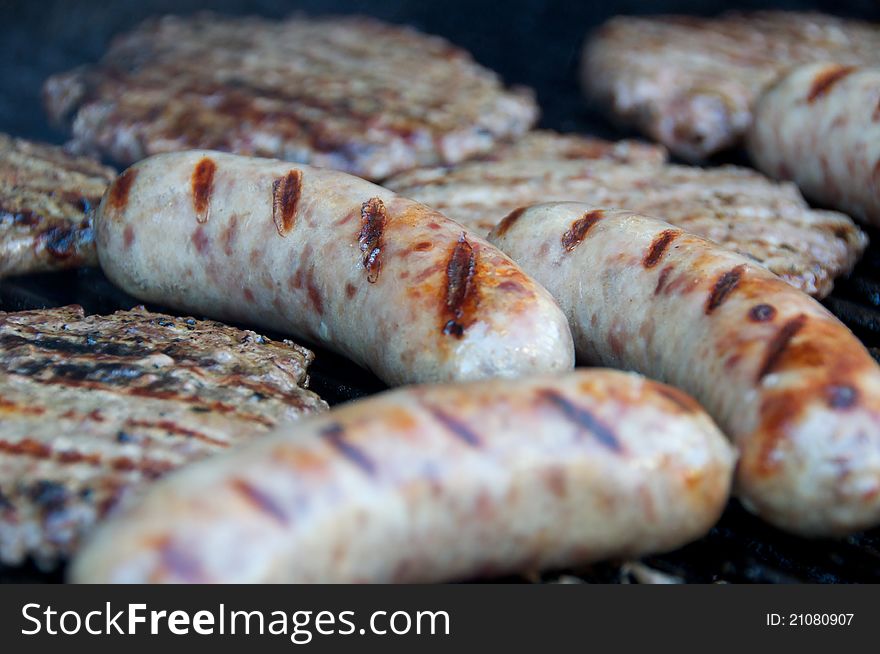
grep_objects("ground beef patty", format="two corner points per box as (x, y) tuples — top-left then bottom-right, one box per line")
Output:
(0, 305), (327, 570)
(43, 13), (538, 181)
(0, 133), (115, 279)
(386, 133), (866, 298)
(581, 12), (880, 160)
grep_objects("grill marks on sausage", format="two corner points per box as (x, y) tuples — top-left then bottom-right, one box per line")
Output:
(749, 304), (777, 322)
(561, 209), (604, 252)
(230, 478), (289, 525)
(358, 197), (387, 283)
(221, 213), (239, 256)
(123, 224), (135, 250)
(305, 269), (323, 316)
(757, 314), (809, 382)
(653, 385), (700, 414)
(706, 265), (746, 314)
(654, 265), (674, 295)
(107, 167), (137, 211)
(271, 169), (302, 236)
(320, 423), (376, 476)
(191, 157), (216, 223)
(191, 224), (209, 254)
(443, 233), (479, 337)
(807, 65), (857, 103)
(494, 206), (527, 237)
(538, 389), (622, 453)
(424, 404), (482, 448)
(643, 229), (678, 268)
(825, 384), (859, 410)
(157, 537), (204, 582)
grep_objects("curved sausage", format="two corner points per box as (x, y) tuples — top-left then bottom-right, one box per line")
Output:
(748, 63), (880, 227)
(489, 203), (880, 536)
(95, 151), (574, 386)
(70, 370), (734, 583)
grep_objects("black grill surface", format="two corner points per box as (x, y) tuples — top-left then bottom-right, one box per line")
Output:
(2, 0), (880, 583)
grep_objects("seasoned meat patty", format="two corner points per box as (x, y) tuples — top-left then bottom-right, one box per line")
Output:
(43, 13), (538, 180)
(480, 130), (667, 165)
(581, 12), (880, 160)
(0, 133), (115, 278)
(386, 150), (866, 298)
(0, 305), (326, 569)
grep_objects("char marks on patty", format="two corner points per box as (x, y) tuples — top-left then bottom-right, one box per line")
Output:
(0, 305), (326, 570)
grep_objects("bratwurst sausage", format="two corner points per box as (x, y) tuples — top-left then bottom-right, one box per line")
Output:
(489, 203), (880, 536)
(95, 151), (574, 385)
(748, 63), (880, 227)
(70, 370), (734, 583)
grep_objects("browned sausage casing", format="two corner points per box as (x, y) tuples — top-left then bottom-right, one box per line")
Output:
(70, 370), (734, 583)
(489, 203), (880, 536)
(748, 63), (880, 227)
(94, 151), (574, 386)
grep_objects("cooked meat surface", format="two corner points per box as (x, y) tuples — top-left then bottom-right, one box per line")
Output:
(490, 203), (880, 535)
(581, 12), (880, 160)
(0, 305), (326, 569)
(43, 13), (538, 180)
(748, 63), (880, 229)
(386, 150), (866, 298)
(481, 130), (667, 165)
(70, 370), (734, 583)
(0, 133), (115, 278)
(95, 150), (575, 387)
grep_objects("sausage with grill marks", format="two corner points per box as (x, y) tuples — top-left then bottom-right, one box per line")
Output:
(748, 63), (880, 227)
(95, 151), (574, 386)
(70, 370), (734, 583)
(489, 203), (880, 536)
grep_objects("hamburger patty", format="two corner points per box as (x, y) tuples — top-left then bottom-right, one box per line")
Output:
(0, 305), (327, 569)
(0, 133), (115, 279)
(581, 11), (880, 160)
(386, 136), (866, 298)
(43, 13), (538, 180)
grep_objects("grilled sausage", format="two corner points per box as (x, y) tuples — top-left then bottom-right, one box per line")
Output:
(748, 63), (880, 227)
(70, 370), (734, 583)
(489, 203), (880, 536)
(95, 151), (574, 386)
